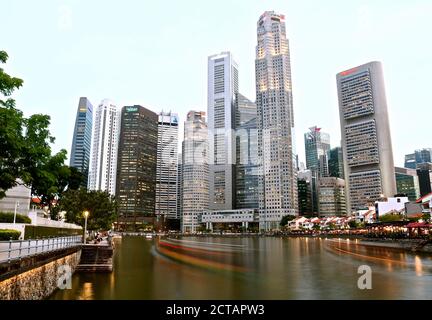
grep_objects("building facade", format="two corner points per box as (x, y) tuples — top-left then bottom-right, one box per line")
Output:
(404, 148), (432, 169)
(0, 180), (31, 214)
(181, 111), (209, 233)
(297, 170), (314, 216)
(304, 126), (330, 178)
(318, 177), (346, 216)
(235, 93), (259, 210)
(255, 11), (298, 230)
(207, 52), (238, 211)
(116, 105), (158, 228)
(304, 126), (330, 214)
(328, 146), (344, 179)
(88, 99), (120, 195)
(155, 111), (179, 219)
(176, 152), (183, 220)
(395, 167), (420, 201)
(70, 97), (93, 187)
(337, 61), (397, 213)
(417, 162), (432, 197)
(200, 209), (258, 231)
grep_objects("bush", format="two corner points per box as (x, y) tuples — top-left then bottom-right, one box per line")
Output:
(0, 212), (31, 224)
(0, 229), (21, 240)
(24, 225), (81, 239)
(379, 214), (403, 223)
(280, 215), (296, 226)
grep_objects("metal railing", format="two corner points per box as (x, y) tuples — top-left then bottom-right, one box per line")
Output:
(0, 235), (82, 264)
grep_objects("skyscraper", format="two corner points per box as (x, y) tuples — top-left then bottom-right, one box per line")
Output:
(416, 162), (432, 197)
(404, 153), (416, 170)
(404, 149), (432, 169)
(395, 167), (420, 201)
(304, 126), (330, 214)
(328, 146), (344, 179)
(207, 52), (238, 211)
(256, 11), (298, 230)
(155, 111), (179, 220)
(235, 93), (259, 209)
(181, 111), (209, 233)
(337, 61), (397, 212)
(318, 177), (346, 217)
(176, 152), (183, 221)
(304, 126), (330, 178)
(297, 170), (314, 216)
(88, 99), (120, 196)
(70, 97), (93, 187)
(116, 105), (158, 230)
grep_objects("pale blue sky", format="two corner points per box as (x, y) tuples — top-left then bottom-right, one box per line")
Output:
(2, 0), (431, 167)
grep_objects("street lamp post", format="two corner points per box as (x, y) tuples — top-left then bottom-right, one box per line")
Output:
(13, 201), (19, 224)
(83, 211), (89, 244)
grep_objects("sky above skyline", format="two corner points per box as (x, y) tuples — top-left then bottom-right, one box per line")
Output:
(2, 0), (432, 167)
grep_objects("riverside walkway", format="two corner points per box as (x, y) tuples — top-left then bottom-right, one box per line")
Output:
(0, 236), (82, 263)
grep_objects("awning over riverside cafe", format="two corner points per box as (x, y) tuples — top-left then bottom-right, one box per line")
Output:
(406, 222), (432, 236)
(406, 223), (432, 228)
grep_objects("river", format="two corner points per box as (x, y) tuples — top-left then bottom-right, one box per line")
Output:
(50, 236), (432, 300)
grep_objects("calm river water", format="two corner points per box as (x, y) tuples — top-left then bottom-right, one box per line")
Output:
(51, 236), (432, 300)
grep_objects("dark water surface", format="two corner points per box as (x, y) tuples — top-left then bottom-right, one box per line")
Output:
(50, 236), (432, 299)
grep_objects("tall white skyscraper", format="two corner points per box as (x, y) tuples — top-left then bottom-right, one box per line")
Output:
(207, 52), (238, 211)
(156, 111), (179, 219)
(181, 111), (209, 233)
(255, 11), (298, 230)
(88, 99), (120, 196)
(337, 61), (396, 212)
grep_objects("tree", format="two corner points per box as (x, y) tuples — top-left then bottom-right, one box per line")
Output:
(0, 50), (69, 201)
(57, 189), (117, 230)
(67, 167), (84, 190)
(328, 222), (336, 230)
(379, 214), (403, 223)
(196, 225), (207, 233)
(348, 220), (358, 229)
(0, 51), (24, 198)
(31, 149), (69, 209)
(421, 213), (431, 223)
(280, 215), (296, 227)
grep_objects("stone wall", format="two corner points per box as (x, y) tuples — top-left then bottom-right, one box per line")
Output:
(0, 248), (81, 300)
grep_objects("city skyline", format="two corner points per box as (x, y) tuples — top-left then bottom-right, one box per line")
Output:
(3, 1), (431, 168)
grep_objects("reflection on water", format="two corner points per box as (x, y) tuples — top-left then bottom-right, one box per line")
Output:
(415, 256), (423, 277)
(50, 236), (432, 300)
(78, 282), (93, 300)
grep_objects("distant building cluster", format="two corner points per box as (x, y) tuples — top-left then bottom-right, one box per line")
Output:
(62, 11), (432, 233)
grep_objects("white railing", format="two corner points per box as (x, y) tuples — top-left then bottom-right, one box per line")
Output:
(27, 212), (82, 230)
(0, 235), (82, 264)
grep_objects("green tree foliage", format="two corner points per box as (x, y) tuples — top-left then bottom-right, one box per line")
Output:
(379, 214), (404, 222)
(280, 215), (296, 226)
(0, 229), (21, 240)
(348, 220), (358, 229)
(0, 212), (31, 223)
(0, 51), (24, 198)
(68, 167), (84, 190)
(57, 189), (117, 230)
(0, 51), (77, 202)
(31, 150), (83, 210)
(421, 213), (431, 223)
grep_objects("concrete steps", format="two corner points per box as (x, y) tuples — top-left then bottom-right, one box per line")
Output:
(76, 245), (113, 272)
